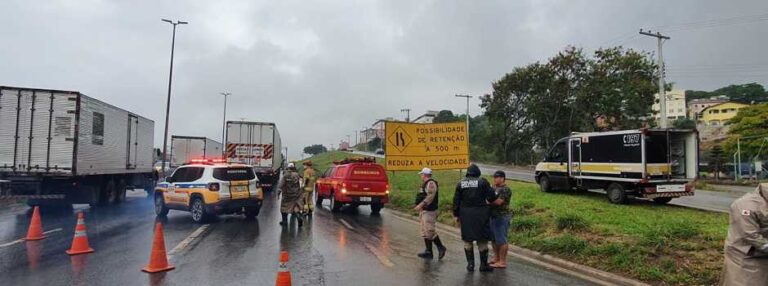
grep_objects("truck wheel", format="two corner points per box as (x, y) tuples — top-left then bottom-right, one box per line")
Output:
(652, 197), (673, 205)
(99, 180), (117, 205)
(190, 197), (209, 223)
(539, 175), (553, 193)
(370, 203), (383, 215)
(606, 183), (628, 204)
(154, 194), (169, 217)
(330, 192), (342, 212)
(115, 180), (127, 203)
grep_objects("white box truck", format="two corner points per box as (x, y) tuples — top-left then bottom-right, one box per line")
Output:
(225, 121), (283, 190)
(0, 86), (155, 206)
(170, 135), (222, 167)
(535, 128), (698, 204)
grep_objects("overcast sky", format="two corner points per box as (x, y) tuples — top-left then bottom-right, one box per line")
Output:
(2, 0), (767, 160)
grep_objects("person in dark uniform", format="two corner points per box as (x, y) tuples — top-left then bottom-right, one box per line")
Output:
(453, 164), (501, 272)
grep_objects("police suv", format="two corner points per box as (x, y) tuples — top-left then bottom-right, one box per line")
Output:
(154, 159), (264, 222)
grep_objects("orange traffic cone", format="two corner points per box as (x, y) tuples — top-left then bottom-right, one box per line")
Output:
(66, 212), (95, 255)
(275, 251), (292, 286)
(25, 206), (45, 241)
(142, 223), (175, 273)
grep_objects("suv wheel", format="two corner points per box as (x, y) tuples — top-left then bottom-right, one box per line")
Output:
(190, 197), (209, 223)
(539, 175), (553, 193)
(606, 183), (628, 204)
(314, 186), (323, 206)
(370, 203), (383, 215)
(330, 192), (342, 212)
(154, 194), (169, 217)
(245, 202), (262, 219)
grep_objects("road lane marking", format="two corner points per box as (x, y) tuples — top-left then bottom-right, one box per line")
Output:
(168, 224), (210, 258)
(0, 228), (63, 248)
(364, 243), (394, 267)
(338, 218), (355, 230)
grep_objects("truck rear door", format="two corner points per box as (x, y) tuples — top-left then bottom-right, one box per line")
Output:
(0, 88), (77, 174)
(126, 115), (139, 169)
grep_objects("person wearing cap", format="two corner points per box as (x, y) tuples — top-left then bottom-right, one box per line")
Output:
(414, 167), (447, 260)
(720, 183), (768, 285)
(453, 164), (501, 272)
(489, 170), (512, 268)
(278, 162), (304, 227)
(301, 161), (318, 216)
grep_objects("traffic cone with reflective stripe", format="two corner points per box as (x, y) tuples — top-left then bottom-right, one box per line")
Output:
(142, 223), (175, 273)
(25, 206), (45, 241)
(275, 251), (292, 286)
(66, 212), (94, 255)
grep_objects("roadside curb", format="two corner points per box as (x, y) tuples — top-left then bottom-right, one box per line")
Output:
(386, 209), (650, 286)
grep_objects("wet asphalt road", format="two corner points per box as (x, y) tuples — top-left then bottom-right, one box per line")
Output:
(0, 190), (593, 286)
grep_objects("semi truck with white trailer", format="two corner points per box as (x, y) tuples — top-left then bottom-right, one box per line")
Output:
(170, 135), (222, 167)
(0, 86), (156, 206)
(535, 128), (699, 204)
(225, 121), (283, 190)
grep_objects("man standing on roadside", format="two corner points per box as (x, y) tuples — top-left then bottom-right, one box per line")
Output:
(414, 167), (447, 260)
(453, 164), (500, 272)
(720, 183), (768, 286)
(278, 163), (304, 227)
(302, 161), (318, 216)
(489, 170), (512, 268)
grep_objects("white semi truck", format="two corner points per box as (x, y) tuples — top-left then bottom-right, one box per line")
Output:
(225, 121), (283, 191)
(0, 86), (156, 206)
(170, 135), (222, 167)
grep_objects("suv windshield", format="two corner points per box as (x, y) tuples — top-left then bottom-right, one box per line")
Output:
(213, 167), (256, 181)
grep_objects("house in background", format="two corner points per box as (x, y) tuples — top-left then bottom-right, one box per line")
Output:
(699, 102), (748, 126)
(652, 89), (687, 122)
(410, 110), (439, 123)
(688, 96), (729, 119)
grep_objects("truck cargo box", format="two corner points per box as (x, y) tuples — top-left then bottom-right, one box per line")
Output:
(0, 86), (154, 177)
(170, 136), (222, 167)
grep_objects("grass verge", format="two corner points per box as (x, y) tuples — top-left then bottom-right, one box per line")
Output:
(299, 151), (728, 285)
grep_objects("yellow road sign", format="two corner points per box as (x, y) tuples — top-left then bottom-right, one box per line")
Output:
(384, 121), (469, 171)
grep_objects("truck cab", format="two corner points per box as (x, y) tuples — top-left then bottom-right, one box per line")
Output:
(535, 129), (698, 204)
(315, 157), (389, 214)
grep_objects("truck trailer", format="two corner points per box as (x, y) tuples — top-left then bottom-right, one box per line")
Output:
(535, 128), (698, 204)
(0, 86), (155, 206)
(225, 121), (283, 190)
(170, 135), (222, 167)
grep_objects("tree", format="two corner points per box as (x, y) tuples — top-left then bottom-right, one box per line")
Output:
(686, 83), (768, 104)
(480, 46), (659, 164)
(433, 110), (460, 123)
(367, 137), (384, 151)
(723, 103), (768, 157)
(303, 144), (328, 156)
(672, 117), (696, 129)
(709, 145), (725, 181)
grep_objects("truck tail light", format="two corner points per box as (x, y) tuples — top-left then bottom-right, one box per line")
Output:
(685, 184), (694, 192)
(643, 187), (656, 194)
(208, 183), (220, 192)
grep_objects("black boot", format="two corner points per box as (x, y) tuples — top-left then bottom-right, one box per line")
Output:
(417, 239), (434, 259)
(479, 249), (493, 272)
(279, 213), (288, 226)
(434, 236), (447, 260)
(464, 248), (475, 272)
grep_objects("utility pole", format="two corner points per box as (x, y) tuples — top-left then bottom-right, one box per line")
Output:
(220, 92), (230, 158)
(455, 94), (473, 142)
(400, 108), (411, 122)
(160, 19), (188, 177)
(639, 29), (670, 128)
